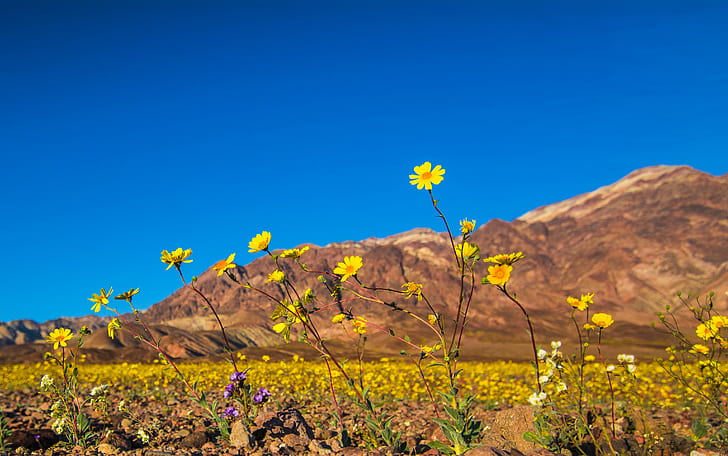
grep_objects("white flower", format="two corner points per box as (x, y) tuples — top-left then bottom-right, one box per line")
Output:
(627, 364), (637, 374)
(528, 391), (548, 407)
(550, 341), (562, 350)
(537, 349), (548, 360)
(539, 375), (551, 385)
(137, 428), (151, 444)
(617, 354), (635, 364)
(90, 384), (110, 397)
(40, 375), (55, 390)
(556, 382), (568, 392)
(606, 364), (616, 372)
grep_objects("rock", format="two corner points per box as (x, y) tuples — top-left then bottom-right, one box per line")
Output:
(229, 420), (256, 449)
(478, 405), (540, 453)
(179, 430), (208, 448)
(97, 443), (118, 455)
(6, 429), (59, 451)
(100, 431), (132, 451)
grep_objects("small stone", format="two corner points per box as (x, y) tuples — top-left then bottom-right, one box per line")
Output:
(230, 420), (255, 449)
(180, 430), (208, 448)
(97, 443), (118, 455)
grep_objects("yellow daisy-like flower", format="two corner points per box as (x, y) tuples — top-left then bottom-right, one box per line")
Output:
(696, 323), (717, 340)
(46, 328), (73, 350)
(455, 242), (480, 260)
(160, 248), (193, 270)
(114, 288), (139, 303)
(567, 296), (588, 311)
(267, 269), (286, 283)
(427, 314), (438, 326)
(460, 218), (476, 235)
(690, 344), (710, 355)
(580, 293), (595, 305)
(483, 252), (525, 265)
(592, 313), (614, 329)
(486, 264), (512, 286)
(331, 313), (346, 324)
(107, 318), (122, 340)
(248, 231), (272, 253)
(89, 287), (114, 313)
(402, 282), (424, 300)
(333, 256), (363, 281)
(280, 246), (310, 259)
(584, 355), (596, 363)
(352, 317), (368, 335)
(409, 161), (445, 190)
(212, 253), (237, 276)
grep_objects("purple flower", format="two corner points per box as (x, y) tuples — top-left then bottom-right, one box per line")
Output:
(223, 382), (237, 399)
(222, 406), (239, 419)
(229, 371), (247, 383)
(253, 387), (271, 404)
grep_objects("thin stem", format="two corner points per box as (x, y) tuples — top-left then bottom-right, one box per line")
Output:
(500, 285), (541, 393)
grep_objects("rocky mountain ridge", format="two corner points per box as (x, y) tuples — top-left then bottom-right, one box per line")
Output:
(2, 165), (727, 362)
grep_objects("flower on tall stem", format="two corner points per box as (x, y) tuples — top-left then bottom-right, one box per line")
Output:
(482, 252), (525, 265)
(89, 288), (114, 312)
(160, 248), (193, 270)
(280, 246), (309, 259)
(402, 282), (424, 301)
(114, 288), (139, 303)
(409, 161), (446, 190)
(47, 328), (74, 350)
(333, 256), (363, 281)
(592, 313), (614, 329)
(459, 218), (476, 235)
(212, 253), (237, 276)
(248, 231), (271, 253)
(485, 264), (512, 286)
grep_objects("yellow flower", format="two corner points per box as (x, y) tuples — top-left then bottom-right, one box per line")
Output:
(46, 328), (73, 350)
(267, 269), (285, 283)
(402, 282), (424, 300)
(331, 313), (346, 324)
(583, 323), (596, 330)
(333, 256), (363, 281)
(460, 218), (476, 234)
(248, 231), (271, 253)
(280, 246), (310, 259)
(486, 264), (512, 286)
(567, 296), (588, 311)
(690, 344), (710, 355)
(409, 161), (445, 190)
(107, 318), (122, 340)
(584, 355), (596, 363)
(482, 252), (525, 265)
(261, 355), (270, 362)
(580, 293), (595, 304)
(114, 288), (139, 302)
(160, 248), (193, 270)
(696, 323), (717, 340)
(272, 322), (288, 334)
(592, 313), (614, 329)
(352, 317), (368, 335)
(427, 314), (438, 326)
(455, 242), (480, 260)
(89, 287), (114, 313)
(212, 253), (237, 276)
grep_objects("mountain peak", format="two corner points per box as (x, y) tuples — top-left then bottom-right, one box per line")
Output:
(516, 165), (704, 224)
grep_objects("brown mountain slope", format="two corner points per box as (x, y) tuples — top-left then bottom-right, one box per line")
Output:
(2, 165), (727, 362)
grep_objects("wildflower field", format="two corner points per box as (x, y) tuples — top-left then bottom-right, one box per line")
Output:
(1, 162), (726, 455)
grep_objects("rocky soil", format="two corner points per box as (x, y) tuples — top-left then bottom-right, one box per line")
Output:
(1, 387), (722, 456)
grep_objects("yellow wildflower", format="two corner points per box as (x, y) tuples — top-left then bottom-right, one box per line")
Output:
(352, 317), (367, 335)
(160, 248), (193, 270)
(409, 161), (445, 190)
(333, 256), (363, 281)
(262, 355), (270, 362)
(455, 242), (480, 260)
(567, 296), (588, 311)
(267, 270), (285, 283)
(114, 288), (139, 302)
(107, 318), (122, 340)
(483, 252), (525, 265)
(272, 322), (287, 334)
(89, 287), (113, 313)
(460, 218), (476, 234)
(584, 355), (596, 363)
(280, 246), (310, 259)
(696, 323), (716, 340)
(592, 313), (614, 329)
(248, 231), (272, 253)
(690, 344), (710, 355)
(427, 314), (438, 326)
(46, 328), (73, 350)
(486, 264), (512, 286)
(402, 282), (424, 300)
(331, 313), (346, 324)
(580, 293), (595, 304)
(212, 253), (237, 276)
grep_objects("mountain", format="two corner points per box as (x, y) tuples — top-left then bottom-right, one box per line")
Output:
(2, 165), (727, 362)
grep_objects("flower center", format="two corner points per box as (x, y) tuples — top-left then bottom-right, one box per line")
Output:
(421, 171), (432, 180)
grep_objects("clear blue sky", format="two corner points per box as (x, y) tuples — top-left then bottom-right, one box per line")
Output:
(2, 1), (727, 323)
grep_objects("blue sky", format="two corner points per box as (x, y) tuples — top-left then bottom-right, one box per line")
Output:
(2, 1), (727, 323)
